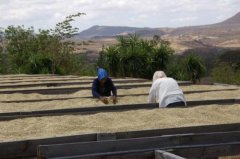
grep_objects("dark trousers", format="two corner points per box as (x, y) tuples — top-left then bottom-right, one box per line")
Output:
(167, 101), (186, 108)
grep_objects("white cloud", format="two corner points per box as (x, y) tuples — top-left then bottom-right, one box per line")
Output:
(0, 0), (239, 31)
(170, 16), (198, 26)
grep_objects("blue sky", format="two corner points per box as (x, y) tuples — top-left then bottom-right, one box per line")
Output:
(0, 0), (239, 32)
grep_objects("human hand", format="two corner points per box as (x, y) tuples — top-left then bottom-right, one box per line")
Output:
(100, 97), (109, 104)
(112, 96), (117, 104)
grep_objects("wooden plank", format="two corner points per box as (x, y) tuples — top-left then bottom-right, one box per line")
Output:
(0, 79), (150, 89)
(0, 82), (191, 95)
(0, 99), (238, 120)
(213, 83), (240, 88)
(0, 84), (152, 94)
(53, 150), (155, 159)
(50, 150), (185, 159)
(0, 103), (157, 120)
(115, 123), (240, 139)
(0, 77), (92, 84)
(1, 123), (240, 159)
(70, 142), (240, 159)
(0, 134), (96, 159)
(0, 77), (148, 84)
(97, 133), (116, 141)
(39, 142), (240, 159)
(0, 99), (239, 121)
(187, 99), (237, 106)
(168, 142), (240, 159)
(0, 74), (60, 78)
(37, 131), (240, 158)
(1, 88), (237, 103)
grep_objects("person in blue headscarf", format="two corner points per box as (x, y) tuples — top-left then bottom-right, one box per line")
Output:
(92, 68), (117, 104)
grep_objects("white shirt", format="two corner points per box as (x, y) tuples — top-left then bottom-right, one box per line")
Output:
(148, 77), (186, 108)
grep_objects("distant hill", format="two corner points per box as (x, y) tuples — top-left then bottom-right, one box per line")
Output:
(75, 12), (240, 40)
(219, 12), (240, 25)
(168, 12), (240, 37)
(72, 11), (240, 62)
(76, 25), (159, 39)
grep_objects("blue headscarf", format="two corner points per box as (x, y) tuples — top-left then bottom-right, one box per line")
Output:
(97, 68), (108, 81)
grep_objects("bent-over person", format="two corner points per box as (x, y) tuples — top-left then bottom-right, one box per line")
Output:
(148, 71), (186, 108)
(92, 68), (117, 104)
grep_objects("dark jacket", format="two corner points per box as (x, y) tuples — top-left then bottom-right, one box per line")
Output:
(92, 78), (117, 98)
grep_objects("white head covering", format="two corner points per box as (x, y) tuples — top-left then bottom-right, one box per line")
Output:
(152, 71), (167, 82)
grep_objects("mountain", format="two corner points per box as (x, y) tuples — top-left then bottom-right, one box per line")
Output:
(76, 25), (158, 39)
(73, 11), (240, 60)
(219, 12), (240, 25)
(75, 12), (240, 39)
(168, 12), (240, 37)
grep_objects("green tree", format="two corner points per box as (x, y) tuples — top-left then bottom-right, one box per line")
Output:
(98, 34), (173, 78)
(166, 55), (188, 81)
(218, 50), (240, 71)
(149, 41), (174, 72)
(182, 53), (206, 84)
(212, 64), (240, 85)
(211, 50), (240, 85)
(3, 13), (88, 75)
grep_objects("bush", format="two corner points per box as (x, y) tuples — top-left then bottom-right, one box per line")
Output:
(211, 50), (240, 85)
(1, 13), (94, 75)
(98, 34), (173, 79)
(181, 54), (206, 84)
(211, 63), (240, 85)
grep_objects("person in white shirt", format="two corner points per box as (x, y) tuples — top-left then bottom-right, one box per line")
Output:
(148, 71), (187, 108)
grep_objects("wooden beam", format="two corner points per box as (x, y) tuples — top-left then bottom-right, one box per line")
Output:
(0, 77), (92, 84)
(1, 123), (240, 159)
(55, 142), (240, 159)
(1, 88), (237, 103)
(0, 82), (191, 95)
(168, 142), (240, 159)
(0, 99), (238, 121)
(0, 79), (150, 89)
(60, 150), (155, 159)
(0, 99), (239, 121)
(0, 134), (96, 159)
(37, 131), (240, 158)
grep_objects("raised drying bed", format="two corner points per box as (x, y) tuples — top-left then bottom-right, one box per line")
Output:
(0, 123), (239, 159)
(0, 81), (191, 94)
(0, 88), (237, 103)
(0, 98), (239, 121)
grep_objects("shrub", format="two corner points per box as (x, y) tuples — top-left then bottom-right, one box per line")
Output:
(98, 34), (173, 79)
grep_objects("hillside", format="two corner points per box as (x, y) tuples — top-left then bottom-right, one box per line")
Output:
(76, 12), (240, 39)
(168, 12), (240, 36)
(72, 12), (240, 61)
(76, 25), (158, 39)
